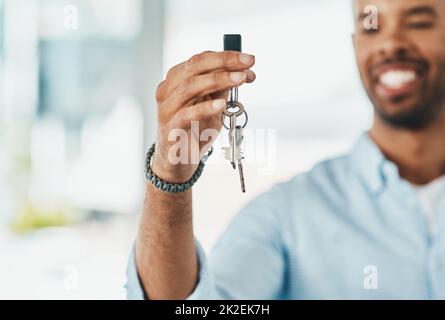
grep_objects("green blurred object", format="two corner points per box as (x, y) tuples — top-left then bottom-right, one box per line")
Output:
(11, 201), (74, 234)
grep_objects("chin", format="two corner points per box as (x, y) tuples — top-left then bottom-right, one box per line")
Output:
(375, 102), (435, 130)
(378, 98), (420, 117)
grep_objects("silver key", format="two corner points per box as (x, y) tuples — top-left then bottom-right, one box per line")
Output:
(223, 125), (245, 193)
(222, 101), (245, 169)
(223, 126), (238, 169)
(229, 113), (237, 169)
(221, 89), (248, 193)
(223, 120), (241, 168)
(235, 125), (246, 193)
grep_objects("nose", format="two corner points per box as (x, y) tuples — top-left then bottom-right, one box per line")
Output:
(377, 28), (414, 60)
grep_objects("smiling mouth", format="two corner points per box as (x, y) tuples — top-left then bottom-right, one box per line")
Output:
(373, 63), (427, 100)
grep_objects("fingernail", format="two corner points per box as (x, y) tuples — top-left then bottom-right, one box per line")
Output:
(212, 99), (226, 110)
(229, 71), (246, 83)
(240, 53), (253, 65)
(246, 70), (256, 82)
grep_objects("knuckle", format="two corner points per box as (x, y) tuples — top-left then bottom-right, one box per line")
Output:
(197, 103), (210, 116)
(176, 78), (190, 95)
(166, 64), (180, 79)
(221, 51), (235, 65)
(211, 72), (219, 82)
(198, 50), (212, 62)
(155, 80), (166, 103)
(167, 59), (188, 78)
(157, 110), (169, 124)
(185, 53), (201, 70)
(176, 109), (192, 127)
(215, 52), (227, 67)
(192, 53), (203, 63)
(209, 72), (220, 89)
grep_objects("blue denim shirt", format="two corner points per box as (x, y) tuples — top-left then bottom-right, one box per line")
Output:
(126, 133), (445, 299)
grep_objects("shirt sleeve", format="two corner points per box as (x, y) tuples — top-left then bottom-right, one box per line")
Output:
(126, 182), (289, 300)
(125, 238), (210, 300)
(125, 244), (145, 300)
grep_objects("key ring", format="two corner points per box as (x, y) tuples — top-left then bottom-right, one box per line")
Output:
(221, 100), (249, 129)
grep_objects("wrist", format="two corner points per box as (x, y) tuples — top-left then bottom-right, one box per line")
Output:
(145, 143), (213, 193)
(151, 159), (197, 184)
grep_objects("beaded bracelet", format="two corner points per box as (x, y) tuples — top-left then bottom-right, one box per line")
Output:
(144, 143), (213, 193)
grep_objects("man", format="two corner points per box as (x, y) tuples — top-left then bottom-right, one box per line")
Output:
(126, 0), (445, 299)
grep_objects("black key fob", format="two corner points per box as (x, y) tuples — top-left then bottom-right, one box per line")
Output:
(224, 34), (242, 52)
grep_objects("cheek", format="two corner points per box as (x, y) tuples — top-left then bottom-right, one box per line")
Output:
(414, 32), (445, 68)
(419, 46), (444, 80)
(355, 48), (372, 84)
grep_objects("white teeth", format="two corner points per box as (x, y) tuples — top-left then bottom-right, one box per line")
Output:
(379, 70), (417, 88)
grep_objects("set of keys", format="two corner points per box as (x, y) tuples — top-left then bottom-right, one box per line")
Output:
(221, 34), (249, 193)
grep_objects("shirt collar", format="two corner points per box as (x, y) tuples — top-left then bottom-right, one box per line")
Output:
(350, 132), (400, 195)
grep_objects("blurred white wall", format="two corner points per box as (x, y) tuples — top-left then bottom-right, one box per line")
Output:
(0, 0), (162, 300)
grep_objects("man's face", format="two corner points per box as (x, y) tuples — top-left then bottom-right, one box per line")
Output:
(354, 0), (445, 130)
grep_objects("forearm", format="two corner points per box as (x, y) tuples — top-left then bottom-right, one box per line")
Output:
(136, 182), (198, 300)
(133, 50), (255, 300)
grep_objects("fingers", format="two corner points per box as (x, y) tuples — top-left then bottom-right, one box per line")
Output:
(210, 70), (256, 100)
(172, 99), (227, 128)
(245, 69), (256, 83)
(157, 51), (255, 102)
(163, 69), (256, 113)
(182, 51), (255, 76)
